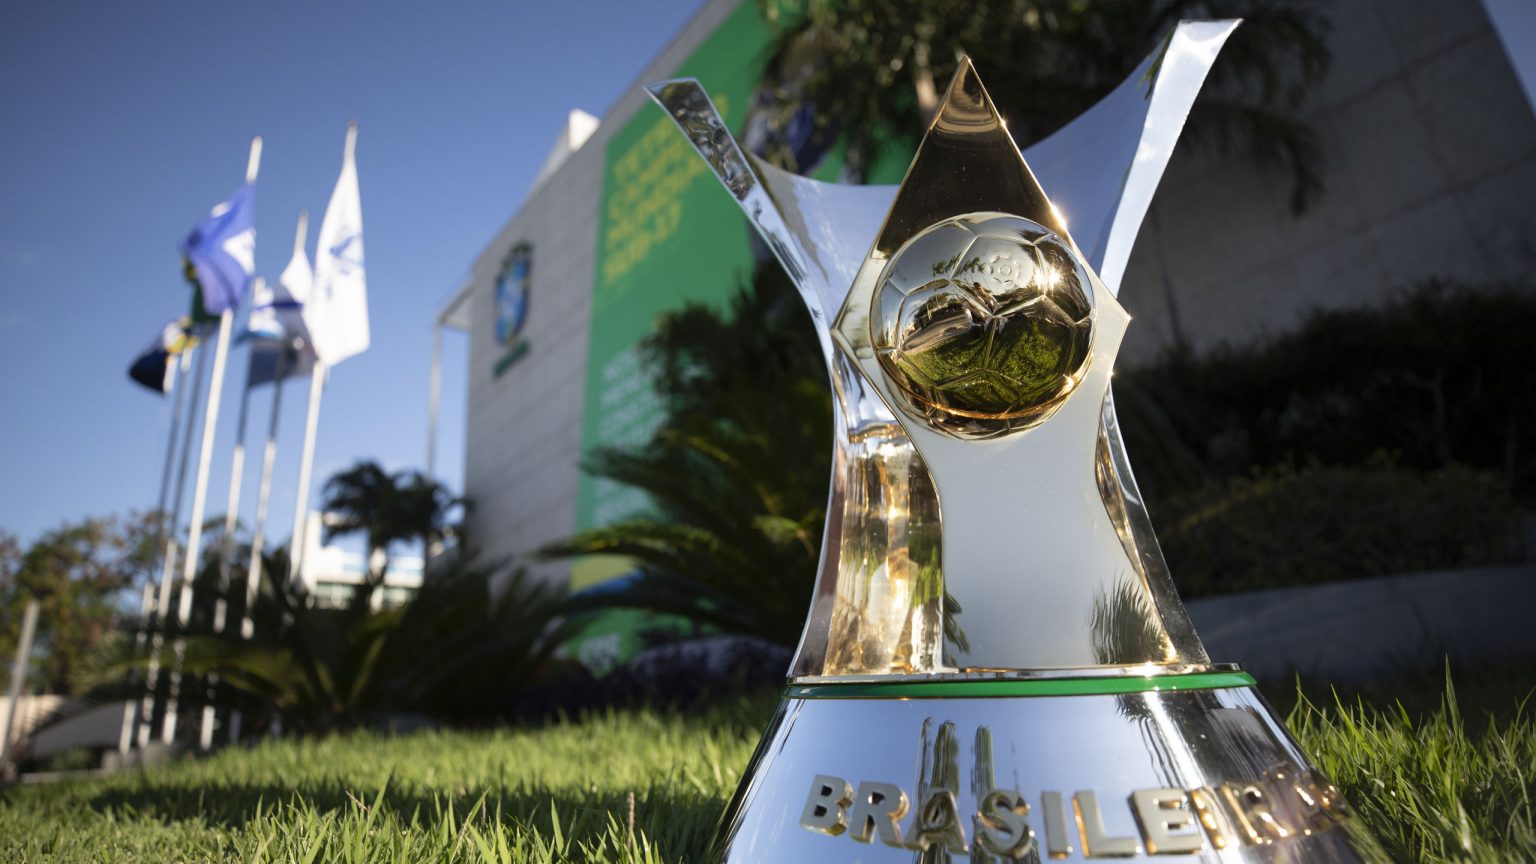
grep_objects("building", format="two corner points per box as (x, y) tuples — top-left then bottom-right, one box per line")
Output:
(296, 512), (422, 610)
(433, 0), (1536, 662)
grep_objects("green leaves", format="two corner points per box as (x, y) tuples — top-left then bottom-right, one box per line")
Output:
(101, 563), (573, 733)
(321, 461), (461, 604)
(756, 0), (1331, 210)
(0, 513), (160, 695)
(544, 263), (832, 648)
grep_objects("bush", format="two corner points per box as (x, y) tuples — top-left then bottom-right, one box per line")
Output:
(509, 633), (789, 723)
(96, 562), (575, 736)
(1117, 282), (1536, 509)
(1160, 460), (1524, 597)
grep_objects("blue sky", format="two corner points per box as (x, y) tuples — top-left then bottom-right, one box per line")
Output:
(0, 0), (702, 545)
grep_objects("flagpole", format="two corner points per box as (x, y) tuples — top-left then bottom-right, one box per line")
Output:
(0, 601), (40, 772)
(228, 341), (290, 745)
(246, 137), (264, 188)
(289, 361), (326, 590)
(163, 306), (234, 745)
(117, 583), (155, 755)
(140, 340), (207, 747)
(118, 350), (188, 755)
(424, 323), (444, 574)
(201, 286), (260, 747)
(215, 283), (260, 632)
(242, 209), (307, 632)
(243, 344), (288, 627)
(164, 134), (261, 747)
(428, 323), (441, 480)
(154, 353), (188, 544)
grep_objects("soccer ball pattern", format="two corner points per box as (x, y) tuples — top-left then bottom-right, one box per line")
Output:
(871, 213), (1094, 437)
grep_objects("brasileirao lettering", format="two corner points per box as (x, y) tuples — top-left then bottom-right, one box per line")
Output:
(799, 764), (1353, 858)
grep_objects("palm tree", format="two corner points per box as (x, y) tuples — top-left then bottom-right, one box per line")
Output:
(320, 461), (460, 604)
(542, 263), (832, 648)
(756, 0), (1330, 211)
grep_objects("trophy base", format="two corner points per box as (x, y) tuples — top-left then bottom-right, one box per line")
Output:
(713, 670), (1386, 862)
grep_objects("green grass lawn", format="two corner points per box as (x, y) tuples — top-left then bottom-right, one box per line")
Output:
(1, 671), (1531, 863)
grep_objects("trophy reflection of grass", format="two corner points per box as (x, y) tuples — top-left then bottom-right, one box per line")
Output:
(875, 214), (1093, 435)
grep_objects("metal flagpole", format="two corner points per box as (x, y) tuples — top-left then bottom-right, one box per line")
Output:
(242, 344), (289, 629)
(0, 600), (40, 776)
(242, 209), (306, 633)
(424, 322), (442, 573)
(200, 291), (260, 747)
(228, 341), (290, 743)
(118, 349), (189, 754)
(215, 285), (260, 629)
(230, 208), (307, 744)
(163, 134), (261, 747)
(288, 361), (326, 590)
(140, 340), (207, 747)
(427, 324), (441, 480)
(117, 583), (155, 755)
(163, 306), (234, 745)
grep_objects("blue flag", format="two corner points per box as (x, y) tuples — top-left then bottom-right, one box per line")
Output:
(182, 183), (255, 318)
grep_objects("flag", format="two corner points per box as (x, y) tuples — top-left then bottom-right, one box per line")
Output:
(240, 257), (306, 344)
(239, 278), (285, 342)
(246, 338), (316, 389)
(182, 183), (255, 319)
(128, 317), (198, 394)
(306, 128), (369, 366)
(269, 221), (314, 344)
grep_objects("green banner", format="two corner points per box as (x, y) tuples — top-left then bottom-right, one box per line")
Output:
(566, 3), (912, 669)
(573, 1), (770, 589)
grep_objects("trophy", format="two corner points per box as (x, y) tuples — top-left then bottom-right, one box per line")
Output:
(651, 23), (1384, 862)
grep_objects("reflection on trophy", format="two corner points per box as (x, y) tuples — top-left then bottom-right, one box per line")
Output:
(652, 24), (1387, 862)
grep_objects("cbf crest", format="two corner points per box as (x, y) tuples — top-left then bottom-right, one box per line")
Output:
(493, 242), (532, 376)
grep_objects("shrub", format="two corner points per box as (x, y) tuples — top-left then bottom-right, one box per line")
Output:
(1159, 460), (1524, 597)
(1117, 282), (1536, 509)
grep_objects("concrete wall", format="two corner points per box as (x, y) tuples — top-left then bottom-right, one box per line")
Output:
(1120, 0), (1536, 360)
(460, 0), (742, 585)
(1187, 566), (1536, 682)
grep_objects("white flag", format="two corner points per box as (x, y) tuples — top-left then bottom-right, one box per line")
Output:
(277, 225), (313, 339)
(245, 230), (318, 389)
(242, 277), (285, 342)
(306, 124), (369, 366)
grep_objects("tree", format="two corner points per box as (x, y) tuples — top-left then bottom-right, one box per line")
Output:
(0, 516), (157, 694)
(756, 0), (1330, 211)
(320, 461), (460, 603)
(543, 263), (833, 648)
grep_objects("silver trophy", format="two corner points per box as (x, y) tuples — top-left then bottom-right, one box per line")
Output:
(652, 23), (1385, 862)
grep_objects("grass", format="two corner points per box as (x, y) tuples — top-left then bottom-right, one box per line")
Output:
(0, 671), (1531, 863)
(1291, 671), (1536, 862)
